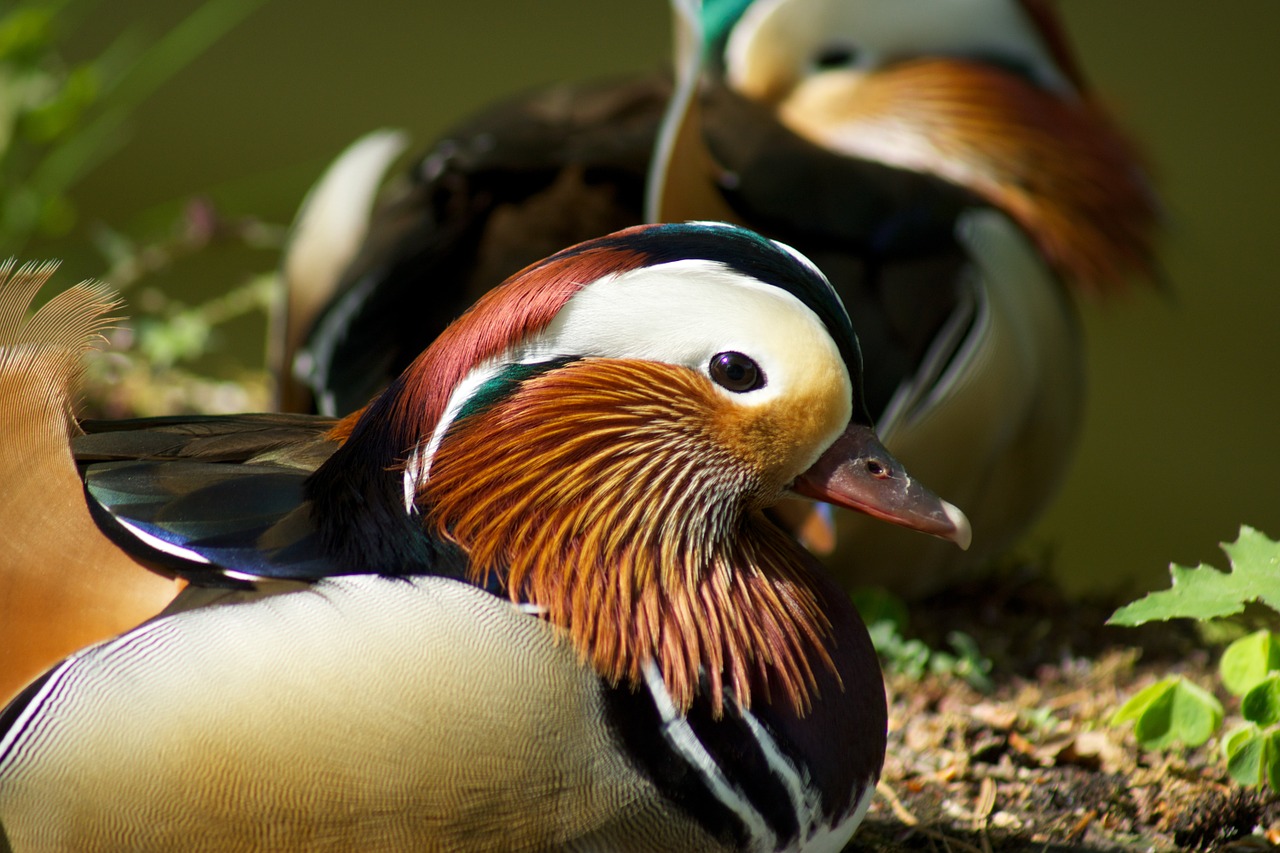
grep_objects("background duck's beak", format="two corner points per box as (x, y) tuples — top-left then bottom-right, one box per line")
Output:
(792, 422), (972, 550)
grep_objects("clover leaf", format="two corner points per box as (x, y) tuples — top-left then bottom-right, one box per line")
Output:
(1220, 630), (1280, 696)
(1224, 724), (1280, 790)
(1111, 676), (1223, 750)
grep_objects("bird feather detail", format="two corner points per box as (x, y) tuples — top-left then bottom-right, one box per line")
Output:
(425, 358), (836, 718)
(774, 58), (1159, 291)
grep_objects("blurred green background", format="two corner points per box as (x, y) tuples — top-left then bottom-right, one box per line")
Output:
(12, 0), (1280, 596)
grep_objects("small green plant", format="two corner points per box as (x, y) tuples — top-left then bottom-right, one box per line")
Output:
(854, 587), (993, 691)
(1109, 526), (1280, 789)
(1218, 629), (1280, 789)
(1110, 675), (1222, 750)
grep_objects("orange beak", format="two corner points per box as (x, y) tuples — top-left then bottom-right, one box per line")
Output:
(792, 421), (972, 550)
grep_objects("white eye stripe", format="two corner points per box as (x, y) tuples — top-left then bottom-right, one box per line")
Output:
(411, 343), (564, 494)
(536, 260), (838, 403)
(771, 237), (835, 297)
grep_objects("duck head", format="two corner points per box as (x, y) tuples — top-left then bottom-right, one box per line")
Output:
(308, 222), (967, 716)
(657, 0), (1159, 291)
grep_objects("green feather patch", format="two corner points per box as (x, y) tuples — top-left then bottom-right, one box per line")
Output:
(454, 358), (578, 424)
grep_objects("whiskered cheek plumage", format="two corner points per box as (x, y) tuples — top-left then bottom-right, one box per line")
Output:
(422, 357), (837, 715)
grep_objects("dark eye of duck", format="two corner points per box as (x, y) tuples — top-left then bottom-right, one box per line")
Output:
(709, 351), (764, 393)
(813, 42), (859, 71)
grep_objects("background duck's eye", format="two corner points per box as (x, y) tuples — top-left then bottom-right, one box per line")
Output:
(813, 42), (859, 70)
(709, 351), (764, 393)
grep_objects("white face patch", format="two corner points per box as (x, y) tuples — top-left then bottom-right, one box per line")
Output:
(408, 258), (853, 497)
(726, 0), (1074, 97)
(532, 258), (847, 409)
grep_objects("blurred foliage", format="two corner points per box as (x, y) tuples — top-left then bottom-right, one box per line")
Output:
(78, 195), (285, 416)
(854, 586), (994, 691)
(1, 0), (268, 252)
(2, 0), (284, 415)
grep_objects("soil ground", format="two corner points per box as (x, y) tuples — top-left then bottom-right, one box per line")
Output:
(845, 567), (1280, 852)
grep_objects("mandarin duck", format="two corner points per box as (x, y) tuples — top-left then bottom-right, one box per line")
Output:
(281, 0), (1158, 596)
(0, 223), (969, 851)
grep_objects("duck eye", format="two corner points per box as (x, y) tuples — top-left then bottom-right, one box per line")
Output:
(813, 42), (859, 70)
(709, 351), (764, 393)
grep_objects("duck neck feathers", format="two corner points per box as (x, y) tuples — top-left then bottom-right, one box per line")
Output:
(423, 357), (837, 717)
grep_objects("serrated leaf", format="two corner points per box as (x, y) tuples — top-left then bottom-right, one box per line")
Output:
(1109, 526), (1280, 626)
(1221, 630), (1280, 695)
(1243, 675), (1280, 726)
(1113, 676), (1223, 750)
(1225, 724), (1267, 787)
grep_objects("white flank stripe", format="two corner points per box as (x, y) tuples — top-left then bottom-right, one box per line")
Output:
(740, 708), (815, 832)
(739, 708), (874, 852)
(804, 783), (875, 853)
(641, 661), (775, 850)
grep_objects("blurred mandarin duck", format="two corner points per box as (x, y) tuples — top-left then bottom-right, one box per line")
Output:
(0, 223), (969, 850)
(280, 0), (1158, 596)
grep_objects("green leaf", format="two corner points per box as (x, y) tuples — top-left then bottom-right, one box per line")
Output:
(0, 7), (55, 62)
(136, 312), (212, 367)
(1221, 630), (1280, 695)
(22, 64), (99, 143)
(1242, 675), (1280, 726)
(1167, 678), (1225, 747)
(850, 587), (909, 632)
(1109, 526), (1280, 626)
(1225, 723), (1267, 787)
(1112, 677), (1177, 725)
(1268, 730), (1280, 794)
(1112, 676), (1223, 750)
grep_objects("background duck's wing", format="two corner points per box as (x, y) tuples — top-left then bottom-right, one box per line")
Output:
(296, 74), (672, 415)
